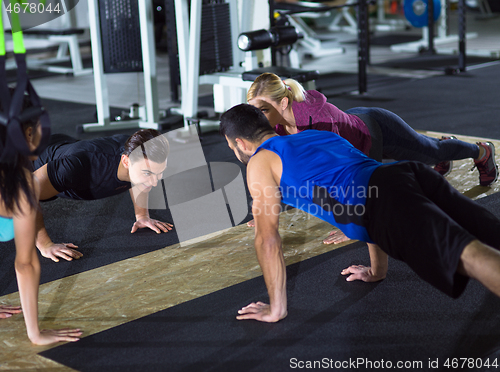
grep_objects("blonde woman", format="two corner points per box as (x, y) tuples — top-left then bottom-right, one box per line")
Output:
(247, 72), (498, 244)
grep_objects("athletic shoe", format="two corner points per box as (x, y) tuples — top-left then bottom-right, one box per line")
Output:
(433, 136), (457, 177)
(474, 142), (498, 186)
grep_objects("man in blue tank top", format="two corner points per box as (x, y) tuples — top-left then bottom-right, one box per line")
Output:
(220, 104), (500, 323)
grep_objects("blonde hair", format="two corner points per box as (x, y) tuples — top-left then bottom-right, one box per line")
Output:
(247, 72), (306, 107)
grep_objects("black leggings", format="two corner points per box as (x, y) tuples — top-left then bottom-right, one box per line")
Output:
(346, 107), (479, 164)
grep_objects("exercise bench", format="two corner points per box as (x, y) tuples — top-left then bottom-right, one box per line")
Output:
(19, 28), (92, 76)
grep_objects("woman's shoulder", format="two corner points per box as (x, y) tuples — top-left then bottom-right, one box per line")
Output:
(305, 90), (327, 101)
(293, 90), (331, 125)
(297, 90), (327, 108)
(8, 169), (38, 217)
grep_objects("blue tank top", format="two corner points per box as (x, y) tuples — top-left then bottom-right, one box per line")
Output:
(0, 215), (14, 242)
(255, 130), (381, 243)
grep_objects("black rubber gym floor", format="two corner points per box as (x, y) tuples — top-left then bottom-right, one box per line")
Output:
(41, 242), (500, 372)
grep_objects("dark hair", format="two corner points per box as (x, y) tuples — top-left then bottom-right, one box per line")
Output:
(220, 104), (275, 143)
(123, 129), (170, 164)
(0, 89), (39, 213)
(247, 72), (306, 105)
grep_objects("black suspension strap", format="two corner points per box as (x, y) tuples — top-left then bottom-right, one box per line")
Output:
(0, 0), (51, 164)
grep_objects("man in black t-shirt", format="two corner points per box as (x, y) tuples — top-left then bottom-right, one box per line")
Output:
(33, 130), (172, 262)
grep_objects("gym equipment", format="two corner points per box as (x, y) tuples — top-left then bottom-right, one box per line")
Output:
(403, 0), (441, 28)
(373, 0), (408, 32)
(80, 0), (161, 132)
(99, 0), (143, 73)
(474, 0), (499, 19)
(199, 1), (233, 75)
(392, 0), (467, 54)
(173, 0), (249, 127)
(270, 1), (345, 60)
(289, 0), (406, 35)
(323, 0), (359, 34)
(237, 24), (319, 90)
(0, 0), (51, 163)
(173, 0), (370, 131)
(272, 0), (372, 94)
(3, 0), (91, 76)
(8, 28), (92, 76)
(238, 26), (300, 52)
(392, 0), (499, 59)
(164, 0), (180, 102)
(393, 0), (485, 74)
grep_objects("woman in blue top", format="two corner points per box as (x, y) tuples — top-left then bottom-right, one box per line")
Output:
(0, 89), (81, 345)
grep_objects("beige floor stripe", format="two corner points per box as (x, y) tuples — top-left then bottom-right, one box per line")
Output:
(1, 131), (499, 370)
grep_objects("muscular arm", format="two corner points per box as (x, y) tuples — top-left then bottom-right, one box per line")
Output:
(367, 243), (388, 279)
(237, 151), (287, 322)
(33, 165), (81, 262)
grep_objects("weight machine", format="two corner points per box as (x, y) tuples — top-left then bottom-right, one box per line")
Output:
(80, 0), (161, 132)
(172, 0), (250, 129)
(270, 1), (345, 59)
(172, 0), (322, 130)
(392, 0), (500, 59)
(268, 0), (372, 94)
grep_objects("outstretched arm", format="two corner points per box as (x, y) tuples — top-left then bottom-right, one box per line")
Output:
(129, 189), (173, 234)
(33, 165), (82, 262)
(341, 243), (388, 282)
(237, 151), (287, 323)
(14, 185), (81, 345)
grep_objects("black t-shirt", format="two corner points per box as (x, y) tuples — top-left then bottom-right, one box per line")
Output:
(33, 134), (131, 200)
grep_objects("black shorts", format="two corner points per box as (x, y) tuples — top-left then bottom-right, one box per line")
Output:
(364, 161), (500, 298)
